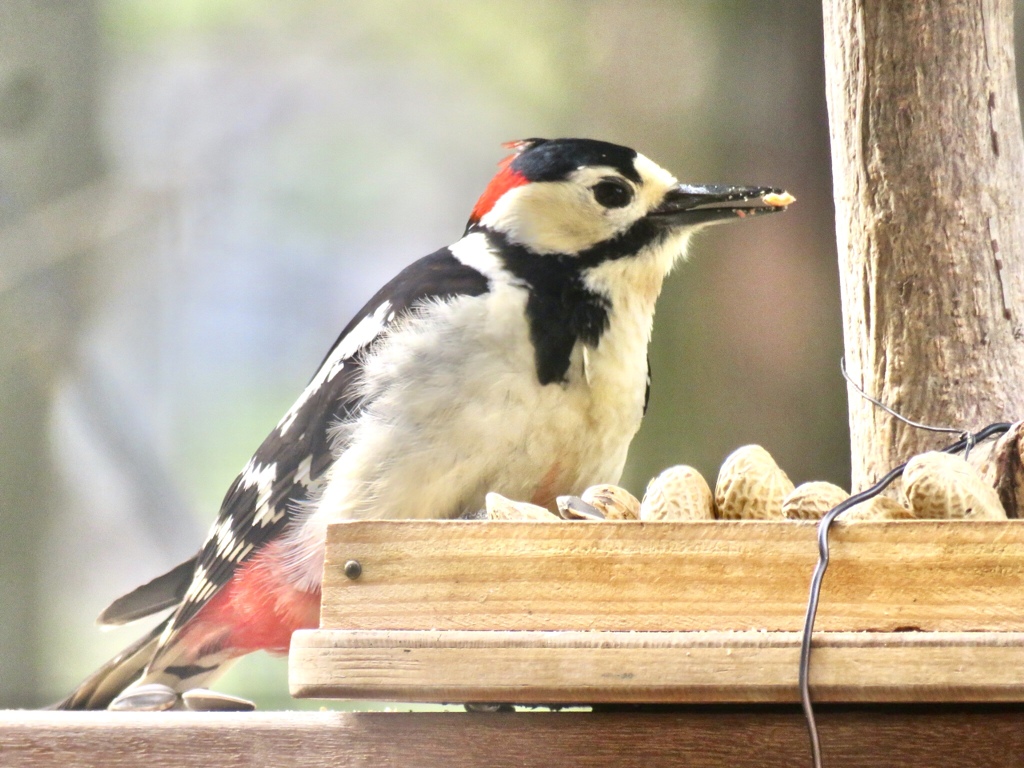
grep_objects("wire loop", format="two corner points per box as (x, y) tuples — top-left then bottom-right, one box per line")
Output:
(800, 360), (1013, 766)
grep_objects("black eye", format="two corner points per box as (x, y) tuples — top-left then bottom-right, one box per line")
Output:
(592, 178), (634, 209)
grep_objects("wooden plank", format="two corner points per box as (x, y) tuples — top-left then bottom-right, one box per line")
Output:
(5, 708), (1024, 768)
(321, 520), (1024, 632)
(290, 629), (1024, 704)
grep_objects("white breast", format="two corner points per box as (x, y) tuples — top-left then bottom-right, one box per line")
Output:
(316, 283), (647, 517)
(282, 236), (682, 591)
(283, 294), (642, 590)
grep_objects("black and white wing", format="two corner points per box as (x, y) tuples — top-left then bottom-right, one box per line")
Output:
(103, 248), (490, 633)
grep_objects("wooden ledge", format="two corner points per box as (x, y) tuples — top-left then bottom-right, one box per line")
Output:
(290, 629), (1024, 704)
(5, 708), (1024, 768)
(320, 520), (1024, 633)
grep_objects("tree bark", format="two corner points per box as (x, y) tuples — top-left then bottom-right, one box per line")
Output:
(823, 0), (1024, 490)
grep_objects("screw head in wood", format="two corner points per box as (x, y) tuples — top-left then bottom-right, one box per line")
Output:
(344, 559), (363, 580)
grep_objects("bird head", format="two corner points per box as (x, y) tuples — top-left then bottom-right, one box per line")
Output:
(466, 138), (792, 280)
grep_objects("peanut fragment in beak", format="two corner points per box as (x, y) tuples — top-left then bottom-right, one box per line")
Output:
(763, 191), (796, 208)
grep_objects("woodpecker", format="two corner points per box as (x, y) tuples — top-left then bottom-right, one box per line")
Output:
(58, 138), (791, 710)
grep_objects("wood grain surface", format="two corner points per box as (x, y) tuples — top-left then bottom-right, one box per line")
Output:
(320, 520), (1024, 632)
(5, 708), (1024, 768)
(290, 629), (1024, 704)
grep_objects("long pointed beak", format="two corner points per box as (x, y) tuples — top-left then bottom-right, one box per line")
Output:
(650, 183), (794, 227)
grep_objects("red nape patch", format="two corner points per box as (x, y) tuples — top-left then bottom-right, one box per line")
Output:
(184, 544), (321, 655)
(469, 154), (529, 223)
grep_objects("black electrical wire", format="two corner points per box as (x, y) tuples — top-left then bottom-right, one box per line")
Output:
(798, 420), (1013, 768)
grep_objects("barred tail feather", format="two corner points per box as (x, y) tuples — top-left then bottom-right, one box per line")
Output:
(53, 618), (241, 710)
(53, 620), (168, 710)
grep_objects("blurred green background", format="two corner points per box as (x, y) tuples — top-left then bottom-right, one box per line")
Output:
(0, 0), (962, 709)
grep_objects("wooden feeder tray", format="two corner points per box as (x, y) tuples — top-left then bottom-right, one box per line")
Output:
(289, 520), (1024, 705)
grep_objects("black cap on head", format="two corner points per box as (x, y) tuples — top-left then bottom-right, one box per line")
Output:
(509, 138), (641, 184)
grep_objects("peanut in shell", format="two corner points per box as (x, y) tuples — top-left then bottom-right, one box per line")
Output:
(842, 494), (915, 522)
(485, 492), (560, 521)
(782, 481), (849, 520)
(581, 484), (640, 520)
(992, 420), (1024, 519)
(715, 445), (794, 520)
(640, 465), (715, 521)
(903, 451), (1007, 520)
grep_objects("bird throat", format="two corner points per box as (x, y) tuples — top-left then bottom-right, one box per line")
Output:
(491, 233), (612, 386)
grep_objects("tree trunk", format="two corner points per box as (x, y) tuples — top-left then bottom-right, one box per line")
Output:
(823, 0), (1024, 490)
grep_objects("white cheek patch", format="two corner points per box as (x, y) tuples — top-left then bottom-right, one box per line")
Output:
(481, 164), (655, 255)
(480, 181), (605, 254)
(478, 156), (681, 256)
